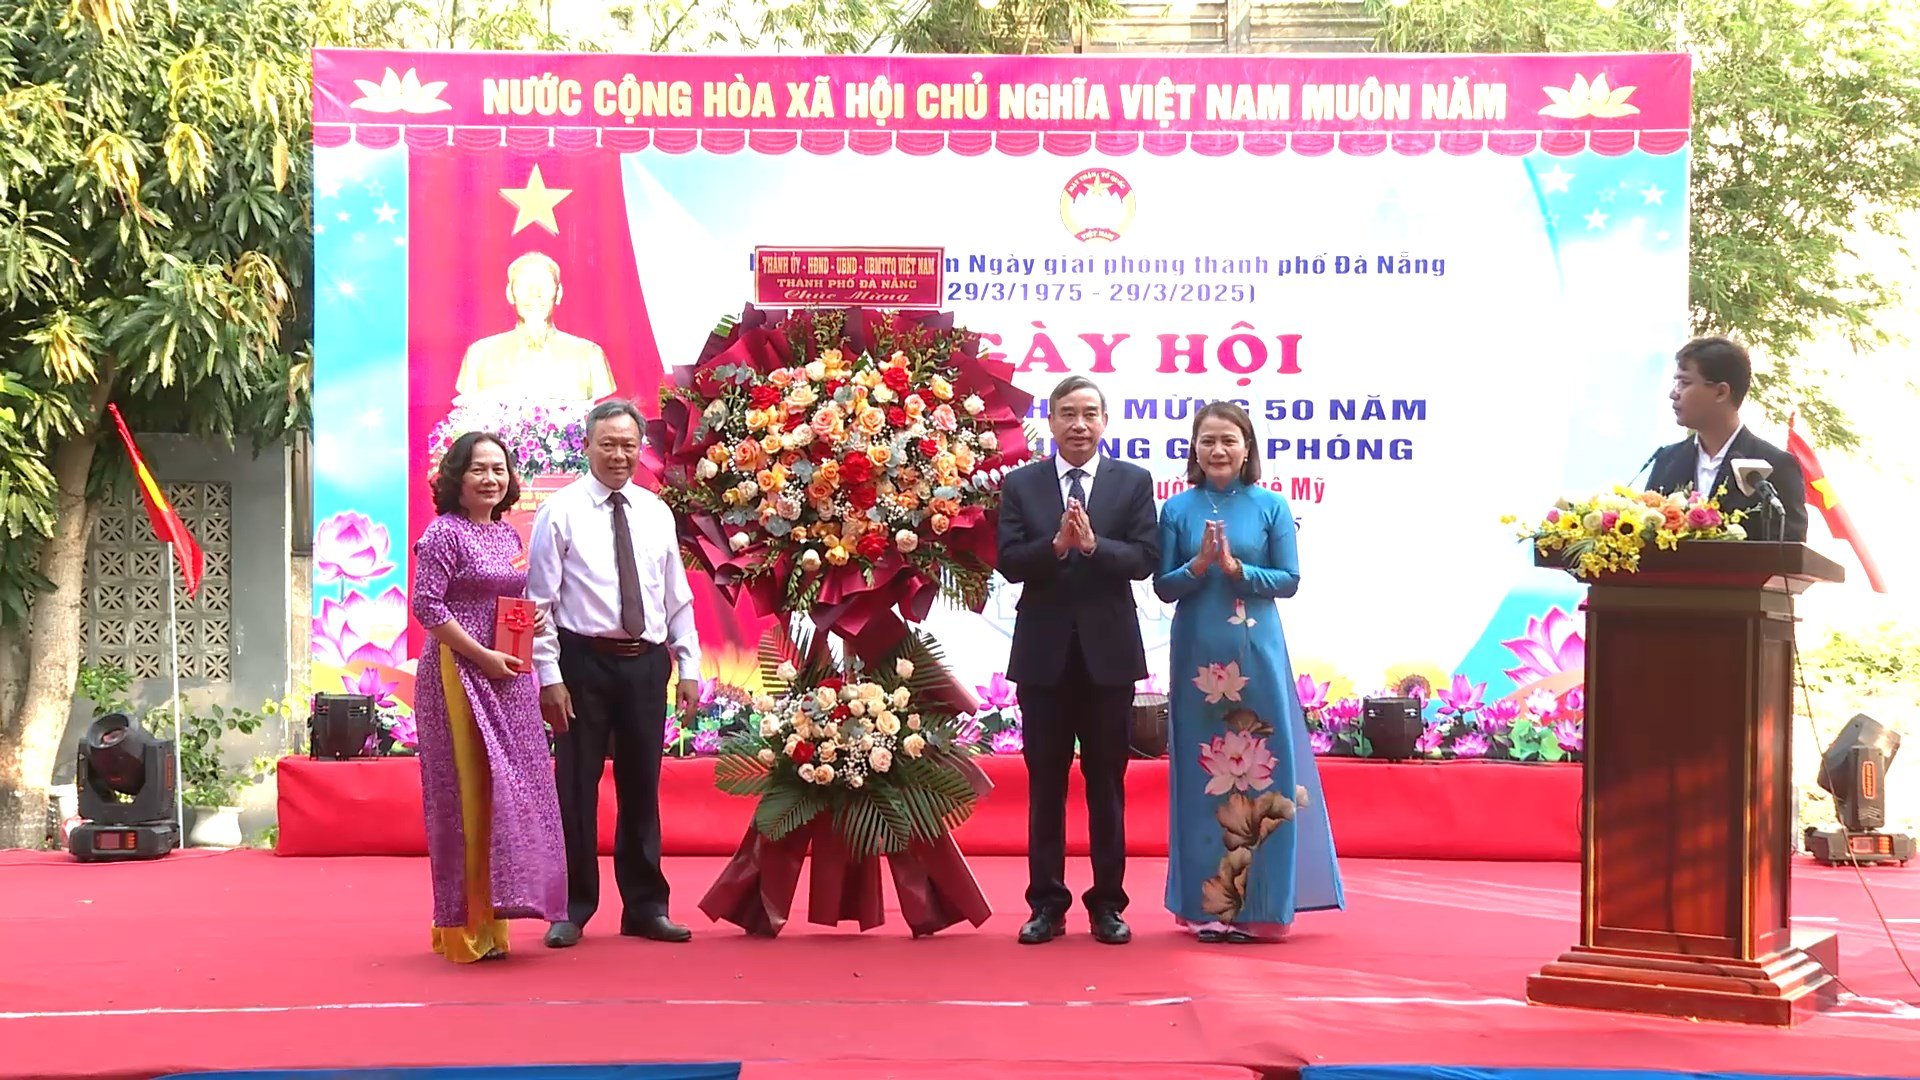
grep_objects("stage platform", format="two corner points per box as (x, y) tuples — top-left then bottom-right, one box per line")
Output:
(2, 850), (1915, 1080)
(275, 755), (1585, 862)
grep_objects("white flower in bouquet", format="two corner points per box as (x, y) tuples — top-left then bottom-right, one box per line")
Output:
(798, 763), (817, 783)
(805, 360), (827, 381)
(841, 684), (860, 703)
(962, 394), (985, 417)
(696, 458), (720, 480)
(784, 734), (804, 756)
(798, 549), (821, 572)
(730, 531), (750, 552)
(848, 699), (867, 717)
(813, 687), (837, 710)
(759, 716), (783, 738)
(860, 682), (885, 703)
(877, 712), (901, 736)
(873, 385), (896, 404)
(907, 713), (922, 730)
(895, 529), (919, 553)
(977, 430), (999, 453)
(775, 662), (799, 683)
(903, 733), (926, 758)
(704, 399), (727, 421)
(847, 773), (865, 789)
(814, 764), (836, 784)
(896, 658), (915, 679)
(890, 686), (911, 709)
(869, 747), (894, 773)
(1725, 523), (1747, 539)
(757, 748), (776, 766)
(753, 693), (777, 712)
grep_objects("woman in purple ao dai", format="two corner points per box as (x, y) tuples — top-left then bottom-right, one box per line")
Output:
(410, 431), (566, 962)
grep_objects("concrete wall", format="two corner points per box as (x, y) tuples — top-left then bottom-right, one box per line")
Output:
(60, 436), (293, 841)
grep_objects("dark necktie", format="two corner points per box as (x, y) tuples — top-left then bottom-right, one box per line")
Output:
(1066, 467), (1088, 508)
(607, 491), (647, 639)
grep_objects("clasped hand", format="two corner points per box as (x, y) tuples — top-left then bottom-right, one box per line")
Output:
(1053, 498), (1098, 557)
(1190, 520), (1242, 578)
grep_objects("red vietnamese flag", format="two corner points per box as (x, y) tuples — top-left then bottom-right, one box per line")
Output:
(106, 403), (204, 595)
(1786, 419), (1886, 593)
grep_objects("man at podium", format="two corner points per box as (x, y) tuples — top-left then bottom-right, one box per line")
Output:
(1647, 336), (1808, 542)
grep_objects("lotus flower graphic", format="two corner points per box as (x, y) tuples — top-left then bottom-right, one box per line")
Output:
(1539, 73), (1639, 120)
(349, 68), (452, 115)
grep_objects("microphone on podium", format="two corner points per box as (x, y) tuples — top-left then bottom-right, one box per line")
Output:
(1733, 458), (1785, 541)
(1629, 447), (1660, 487)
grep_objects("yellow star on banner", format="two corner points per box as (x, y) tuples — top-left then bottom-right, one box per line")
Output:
(499, 164), (572, 236)
(1811, 476), (1839, 511)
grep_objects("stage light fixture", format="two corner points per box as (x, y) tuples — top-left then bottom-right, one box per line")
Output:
(1804, 713), (1913, 867)
(1362, 696), (1424, 761)
(309, 693), (379, 759)
(69, 713), (179, 862)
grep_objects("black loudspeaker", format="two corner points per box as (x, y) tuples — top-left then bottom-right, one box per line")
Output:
(310, 693), (379, 760)
(1362, 696), (1424, 760)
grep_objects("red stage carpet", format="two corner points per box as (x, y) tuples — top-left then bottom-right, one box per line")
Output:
(276, 755), (1584, 862)
(2, 850), (1915, 1080)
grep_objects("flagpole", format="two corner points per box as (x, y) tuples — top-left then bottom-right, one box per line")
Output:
(167, 541), (187, 849)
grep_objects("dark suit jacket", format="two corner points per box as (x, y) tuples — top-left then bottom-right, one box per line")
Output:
(1647, 427), (1808, 542)
(997, 457), (1159, 688)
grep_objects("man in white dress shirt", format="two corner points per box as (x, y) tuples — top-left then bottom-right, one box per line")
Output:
(527, 399), (702, 947)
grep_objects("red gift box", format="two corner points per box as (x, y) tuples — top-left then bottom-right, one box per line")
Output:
(494, 597), (536, 669)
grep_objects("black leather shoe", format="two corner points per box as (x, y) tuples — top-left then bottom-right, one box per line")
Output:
(543, 921), (581, 948)
(1090, 911), (1132, 945)
(621, 914), (693, 943)
(1017, 912), (1065, 944)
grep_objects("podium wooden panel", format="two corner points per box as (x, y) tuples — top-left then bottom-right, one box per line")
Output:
(1526, 542), (1844, 1025)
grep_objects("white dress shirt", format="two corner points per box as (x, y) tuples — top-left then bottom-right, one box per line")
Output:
(525, 475), (702, 685)
(1694, 425), (1742, 498)
(1055, 453), (1102, 506)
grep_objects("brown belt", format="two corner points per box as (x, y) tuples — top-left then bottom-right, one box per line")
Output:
(558, 629), (655, 657)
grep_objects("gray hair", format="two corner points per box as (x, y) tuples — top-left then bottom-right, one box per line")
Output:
(585, 398), (645, 442)
(1048, 374), (1107, 413)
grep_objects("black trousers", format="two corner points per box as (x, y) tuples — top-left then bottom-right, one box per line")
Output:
(1015, 635), (1132, 918)
(553, 631), (671, 927)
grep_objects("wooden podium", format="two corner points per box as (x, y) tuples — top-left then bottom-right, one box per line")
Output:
(1527, 541), (1844, 1025)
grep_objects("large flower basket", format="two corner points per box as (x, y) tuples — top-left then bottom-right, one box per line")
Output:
(661, 305), (1026, 936)
(645, 305), (1030, 714)
(695, 626), (993, 937)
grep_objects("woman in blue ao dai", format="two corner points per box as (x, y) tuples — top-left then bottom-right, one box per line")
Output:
(1154, 401), (1345, 943)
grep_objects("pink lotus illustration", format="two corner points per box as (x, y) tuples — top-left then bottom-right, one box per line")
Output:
(1324, 698), (1362, 730)
(989, 728), (1024, 755)
(385, 711), (418, 751)
(1193, 662), (1250, 704)
(1415, 723), (1448, 754)
(1559, 686), (1585, 716)
(1479, 698), (1521, 735)
(1309, 730), (1335, 754)
(1200, 730), (1276, 795)
(1502, 607), (1586, 687)
(1295, 673), (1329, 712)
(663, 720), (685, 751)
(953, 714), (984, 747)
(314, 511), (396, 586)
(1525, 688), (1560, 718)
(313, 587), (409, 670)
(341, 666), (399, 710)
(976, 672), (1018, 712)
(1436, 674), (1487, 717)
(1551, 718), (1585, 752)
(1451, 731), (1492, 758)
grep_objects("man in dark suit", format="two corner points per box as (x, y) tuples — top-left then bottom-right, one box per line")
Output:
(1646, 336), (1807, 542)
(996, 375), (1159, 946)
